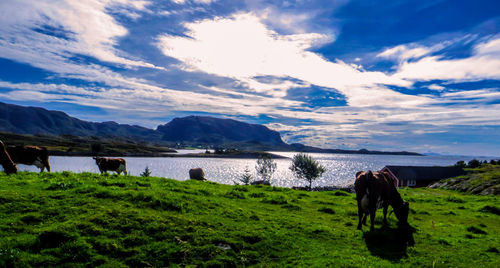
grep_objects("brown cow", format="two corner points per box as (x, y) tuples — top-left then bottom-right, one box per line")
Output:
(355, 170), (409, 231)
(0, 140), (17, 174)
(7, 145), (50, 172)
(93, 157), (127, 175)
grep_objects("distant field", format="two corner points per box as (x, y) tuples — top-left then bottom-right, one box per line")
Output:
(0, 132), (175, 156)
(0, 172), (498, 267)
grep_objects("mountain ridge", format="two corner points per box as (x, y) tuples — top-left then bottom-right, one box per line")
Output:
(0, 102), (421, 155)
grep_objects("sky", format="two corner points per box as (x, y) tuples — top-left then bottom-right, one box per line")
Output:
(0, 0), (500, 156)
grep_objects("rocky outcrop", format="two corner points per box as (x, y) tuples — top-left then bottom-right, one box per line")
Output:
(428, 171), (500, 195)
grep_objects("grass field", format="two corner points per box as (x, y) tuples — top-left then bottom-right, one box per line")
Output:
(0, 171), (499, 267)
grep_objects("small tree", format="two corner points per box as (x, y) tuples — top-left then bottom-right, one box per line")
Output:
(141, 166), (152, 177)
(255, 154), (277, 184)
(238, 166), (253, 185)
(290, 153), (326, 191)
(455, 160), (466, 168)
(467, 159), (481, 168)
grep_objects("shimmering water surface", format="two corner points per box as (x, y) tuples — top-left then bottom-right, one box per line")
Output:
(14, 153), (488, 187)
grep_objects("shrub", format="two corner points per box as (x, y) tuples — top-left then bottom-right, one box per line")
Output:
(237, 167), (253, 185)
(467, 159), (481, 168)
(140, 166), (152, 177)
(289, 153), (326, 190)
(255, 155), (277, 185)
(454, 161), (466, 168)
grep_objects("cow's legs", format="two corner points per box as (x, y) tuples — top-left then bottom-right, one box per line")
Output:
(369, 197), (377, 231)
(369, 209), (376, 231)
(362, 213), (368, 225)
(357, 201), (364, 230)
(383, 205), (389, 225)
(43, 160), (50, 172)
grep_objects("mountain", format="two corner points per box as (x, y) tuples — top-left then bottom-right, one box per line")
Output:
(0, 102), (421, 155)
(0, 102), (287, 149)
(156, 116), (288, 149)
(0, 102), (161, 141)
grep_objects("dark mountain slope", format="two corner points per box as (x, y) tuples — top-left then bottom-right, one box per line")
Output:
(156, 116), (288, 148)
(0, 102), (161, 140)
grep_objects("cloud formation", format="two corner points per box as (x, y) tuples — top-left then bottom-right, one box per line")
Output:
(0, 0), (499, 155)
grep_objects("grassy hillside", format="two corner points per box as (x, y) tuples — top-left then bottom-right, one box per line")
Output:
(0, 172), (499, 267)
(430, 164), (500, 195)
(0, 132), (175, 156)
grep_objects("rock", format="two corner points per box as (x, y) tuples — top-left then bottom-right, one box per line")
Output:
(189, 168), (206, 181)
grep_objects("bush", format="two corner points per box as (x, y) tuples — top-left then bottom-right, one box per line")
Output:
(255, 155), (277, 185)
(467, 159), (481, 168)
(140, 166), (152, 177)
(289, 153), (326, 190)
(237, 167), (253, 185)
(455, 161), (466, 168)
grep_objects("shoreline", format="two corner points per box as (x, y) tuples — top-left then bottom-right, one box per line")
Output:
(49, 151), (290, 159)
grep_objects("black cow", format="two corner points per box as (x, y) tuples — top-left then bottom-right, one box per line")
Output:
(7, 145), (50, 172)
(355, 170), (409, 231)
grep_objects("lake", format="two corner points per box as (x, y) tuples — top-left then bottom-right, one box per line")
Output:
(9, 152), (489, 188)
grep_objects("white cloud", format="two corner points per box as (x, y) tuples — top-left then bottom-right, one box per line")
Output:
(0, 0), (159, 69)
(377, 45), (431, 60)
(428, 84), (445, 91)
(156, 13), (419, 107)
(393, 37), (500, 81)
(172, 0), (215, 4)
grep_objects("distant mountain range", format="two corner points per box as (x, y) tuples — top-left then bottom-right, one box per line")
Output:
(0, 102), (421, 155)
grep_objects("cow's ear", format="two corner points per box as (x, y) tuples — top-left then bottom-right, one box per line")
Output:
(355, 171), (364, 178)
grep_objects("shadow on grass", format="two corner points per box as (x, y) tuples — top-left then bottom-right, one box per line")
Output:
(362, 225), (416, 261)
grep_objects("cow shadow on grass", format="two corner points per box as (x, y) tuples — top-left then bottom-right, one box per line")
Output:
(362, 224), (416, 261)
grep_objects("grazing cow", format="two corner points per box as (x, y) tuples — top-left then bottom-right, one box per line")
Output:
(7, 145), (50, 172)
(0, 140), (17, 174)
(93, 157), (127, 175)
(189, 168), (205, 180)
(355, 170), (409, 231)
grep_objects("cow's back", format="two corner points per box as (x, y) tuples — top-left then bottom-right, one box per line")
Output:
(97, 158), (126, 173)
(7, 145), (48, 163)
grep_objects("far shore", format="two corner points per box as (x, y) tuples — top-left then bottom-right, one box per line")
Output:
(49, 151), (289, 159)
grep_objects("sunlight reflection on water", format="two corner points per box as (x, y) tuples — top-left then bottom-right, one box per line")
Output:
(13, 153), (486, 187)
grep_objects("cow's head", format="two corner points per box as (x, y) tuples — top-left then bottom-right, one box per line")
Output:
(395, 201), (410, 226)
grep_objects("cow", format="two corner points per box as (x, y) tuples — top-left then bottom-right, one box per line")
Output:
(93, 157), (127, 175)
(355, 170), (409, 231)
(0, 140), (17, 174)
(189, 168), (205, 180)
(7, 145), (50, 172)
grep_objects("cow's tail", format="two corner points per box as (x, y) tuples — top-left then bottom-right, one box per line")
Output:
(40, 147), (51, 172)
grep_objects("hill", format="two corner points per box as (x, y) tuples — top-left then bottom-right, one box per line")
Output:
(0, 102), (286, 150)
(0, 102), (161, 141)
(430, 163), (500, 195)
(0, 172), (498, 267)
(0, 102), (421, 155)
(157, 115), (288, 149)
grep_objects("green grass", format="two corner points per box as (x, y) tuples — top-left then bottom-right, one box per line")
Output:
(434, 164), (500, 195)
(0, 172), (499, 267)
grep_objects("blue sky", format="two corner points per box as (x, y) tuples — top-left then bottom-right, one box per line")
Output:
(1, 0), (500, 156)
